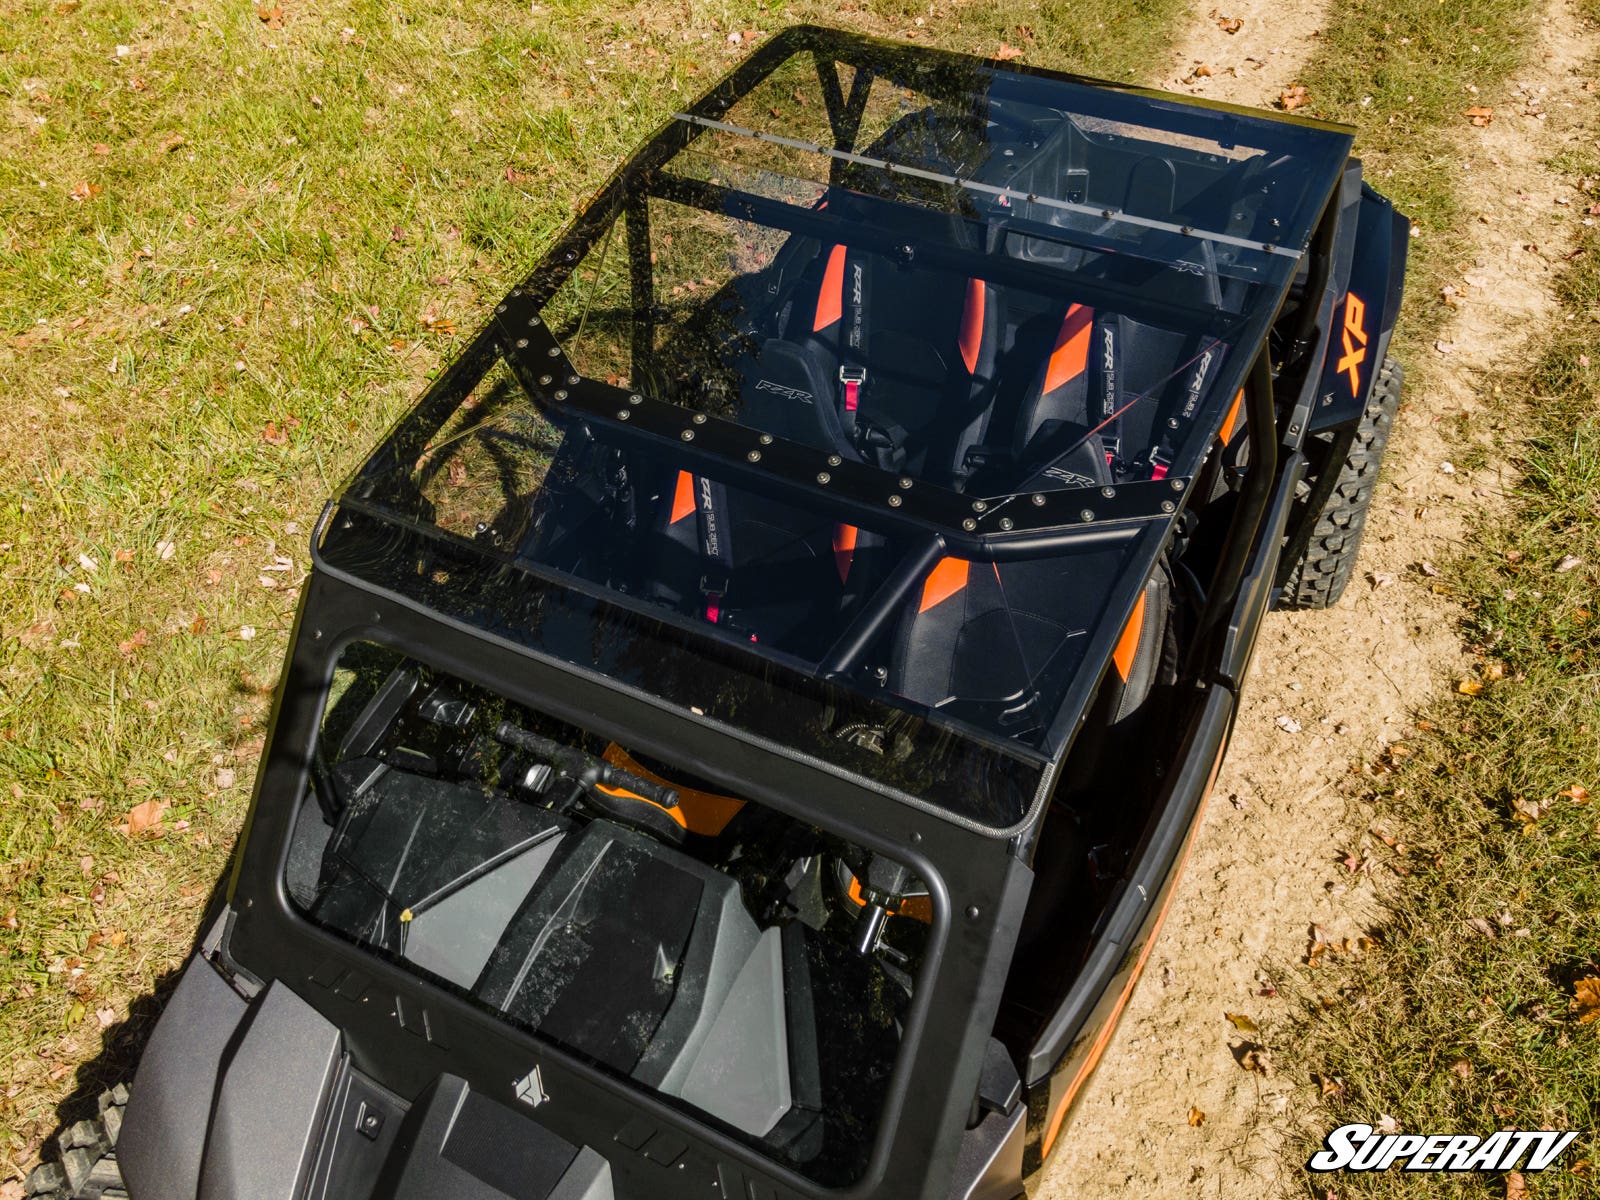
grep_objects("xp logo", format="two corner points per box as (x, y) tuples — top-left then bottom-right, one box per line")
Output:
(1335, 293), (1368, 397)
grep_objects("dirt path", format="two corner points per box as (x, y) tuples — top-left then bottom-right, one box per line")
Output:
(1038, 1), (1600, 1195)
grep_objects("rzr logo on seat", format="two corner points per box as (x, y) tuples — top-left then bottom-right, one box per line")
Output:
(754, 379), (813, 404)
(1335, 293), (1368, 397)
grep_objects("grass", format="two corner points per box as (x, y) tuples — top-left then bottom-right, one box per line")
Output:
(1279, 4), (1600, 1194)
(1284, 206), (1600, 1200)
(1299, 0), (1545, 348)
(0, 0), (1189, 1183)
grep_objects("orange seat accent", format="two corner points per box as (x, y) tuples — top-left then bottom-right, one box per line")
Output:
(670, 470), (696, 524)
(833, 523), (859, 583)
(1042, 303), (1093, 394)
(1111, 592), (1147, 681)
(958, 278), (986, 374)
(918, 557), (969, 613)
(1219, 388), (1245, 446)
(601, 744), (746, 836)
(813, 244), (847, 331)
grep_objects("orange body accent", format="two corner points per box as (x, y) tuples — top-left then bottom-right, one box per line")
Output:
(1040, 740), (1228, 1158)
(1334, 292), (1368, 396)
(845, 874), (934, 924)
(814, 244), (847, 331)
(833, 523), (859, 583)
(1042, 304), (1093, 394)
(958, 279), (986, 374)
(1111, 592), (1147, 682)
(669, 470), (696, 525)
(918, 557), (970, 612)
(601, 744), (746, 836)
(1219, 389), (1245, 446)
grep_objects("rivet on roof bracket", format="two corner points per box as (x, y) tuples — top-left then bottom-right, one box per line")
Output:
(515, 338), (529, 349)
(1167, 417), (1179, 429)
(692, 413), (707, 425)
(962, 518), (977, 531)
(827, 454), (842, 467)
(496, 304), (507, 314)
(1160, 500), (1176, 514)
(681, 430), (695, 442)
(759, 434), (773, 445)
(898, 477), (913, 489)
(999, 517), (1014, 531)
(629, 394), (643, 405)
(616, 410), (631, 420)
(887, 495), (902, 508)
(972, 500), (988, 513)
(567, 375), (579, 385)
(1079, 509), (1095, 522)
(553, 389), (568, 401)
(546, 347), (561, 358)
(747, 450), (762, 463)
(1100, 486), (1116, 499)
(527, 315), (541, 326)
(511, 288), (523, 298)
(817, 472), (831, 484)
(539, 374), (553, 386)
(1031, 494), (1046, 506)
(1170, 478), (1186, 491)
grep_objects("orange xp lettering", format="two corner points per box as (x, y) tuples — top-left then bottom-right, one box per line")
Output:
(1335, 293), (1367, 396)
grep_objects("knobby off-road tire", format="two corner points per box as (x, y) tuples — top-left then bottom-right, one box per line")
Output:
(23, 1086), (128, 1200)
(1276, 356), (1403, 610)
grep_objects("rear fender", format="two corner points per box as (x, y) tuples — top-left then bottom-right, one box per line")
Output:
(1308, 184), (1409, 434)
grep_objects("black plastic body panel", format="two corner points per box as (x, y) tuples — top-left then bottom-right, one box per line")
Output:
(1307, 182), (1410, 434)
(118, 957), (249, 1200)
(198, 981), (342, 1200)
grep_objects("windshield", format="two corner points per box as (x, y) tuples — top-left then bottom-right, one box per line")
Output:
(287, 642), (934, 1184)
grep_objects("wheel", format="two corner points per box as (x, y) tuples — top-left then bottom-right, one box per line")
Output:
(1275, 356), (1402, 610)
(23, 1086), (128, 1200)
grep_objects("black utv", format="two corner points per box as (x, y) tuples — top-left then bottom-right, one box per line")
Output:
(28, 25), (1406, 1200)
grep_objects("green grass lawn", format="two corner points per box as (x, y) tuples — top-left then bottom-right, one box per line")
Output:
(1284, 0), (1600, 1194)
(0, 0), (1188, 1179)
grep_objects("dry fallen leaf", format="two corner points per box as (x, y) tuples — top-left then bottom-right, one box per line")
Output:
(1280, 85), (1310, 111)
(257, 4), (283, 29)
(1511, 796), (1552, 825)
(1458, 678), (1485, 696)
(1238, 1044), (1274, 1076)
(1451, 1059), (1473, 1080)
(1464, 106), (1495, 127)
(1216, 15), (1243, 33)
(1570, 977), (1600, 1024)
(155, 133), (185, 155)
(995, 42), (1024, 61)
(120, 798), (169, 837)
(1376, 1114), (1400, 1135)
(1559, 784), (1589, 803)
(263, 420), (289, 446)
(1188, 1105), (1206, 1127)
(1225, 1012), (1259, 1033)
(1505, 1171), (1529, 1200)
(69, 181), (103, 202)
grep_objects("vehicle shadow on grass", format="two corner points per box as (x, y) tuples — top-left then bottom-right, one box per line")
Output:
(31, 871), (231, 1176)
